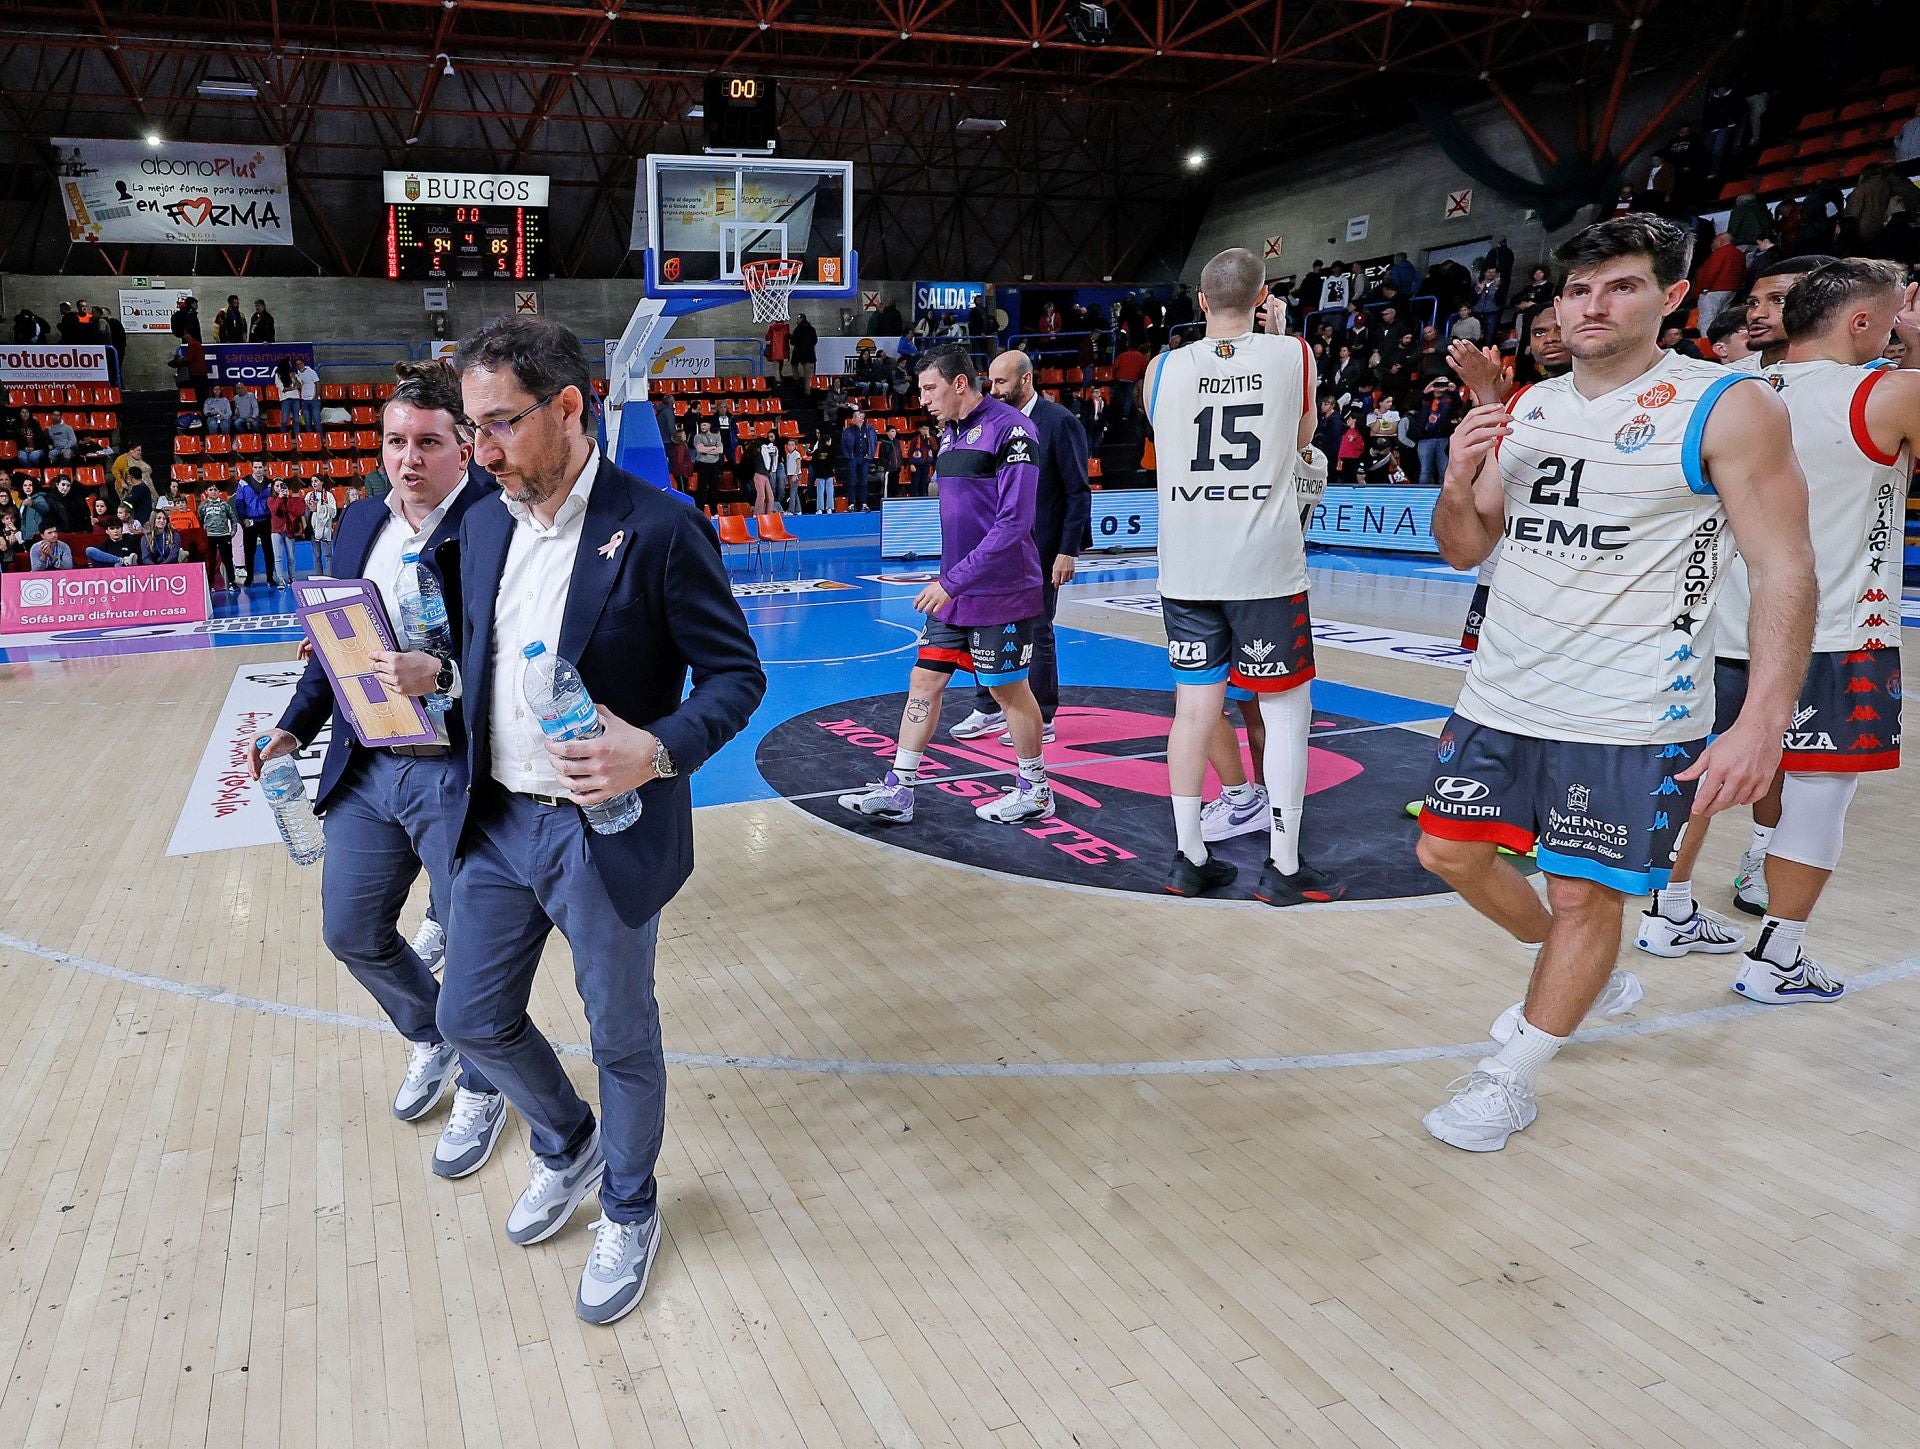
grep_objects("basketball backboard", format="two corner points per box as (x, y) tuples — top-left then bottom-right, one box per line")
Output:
(641, 154), (856, 301)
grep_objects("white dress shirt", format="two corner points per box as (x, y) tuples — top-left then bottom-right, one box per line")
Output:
(488, 451), (601, 794)
(363, 479), (467, 748)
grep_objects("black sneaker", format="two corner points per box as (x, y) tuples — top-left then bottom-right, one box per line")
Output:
(1163, 851), (1238, 896)
(1251, 858), (1346, 906)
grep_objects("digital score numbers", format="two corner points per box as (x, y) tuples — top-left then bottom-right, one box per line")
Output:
(703, 73), (778, 151)
(385, 203), (547, 280)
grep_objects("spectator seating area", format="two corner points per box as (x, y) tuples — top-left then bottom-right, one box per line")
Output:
(1, 382), (124, 489)
(1724, 66), (1920, 202)
(172, 381), (388, 487)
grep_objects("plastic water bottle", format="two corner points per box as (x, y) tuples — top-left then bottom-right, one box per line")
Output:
(256, 739), (326, 865)
(395, 550), (453, 715)
(521, 641), (643, 834)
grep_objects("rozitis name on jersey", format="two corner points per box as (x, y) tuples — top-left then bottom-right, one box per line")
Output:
(1197, 375), (1263, 395)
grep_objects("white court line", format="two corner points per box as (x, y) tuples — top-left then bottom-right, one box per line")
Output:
(3, 927), (1914, 1079)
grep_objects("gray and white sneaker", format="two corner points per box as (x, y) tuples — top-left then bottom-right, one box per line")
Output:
(410, 916), (447, 975)
(1635, 906), (1745, 958)
(1201, 785), (1269, 842)
(1423, 1061), (1538, 1152)
(576, 1213), (664, 1326)
(505, 1129), (605, 1245)
(1488, 969), (1643, 1045)
(432, 1088), (508, 1180)
(949, 709), (1006, 740)
(394, 1040), (459, 1122)
(1733, 848), (1768, 916)
(998, 723), (1058, 747)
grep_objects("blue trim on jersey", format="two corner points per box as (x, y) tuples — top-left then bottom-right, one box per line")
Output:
(975, 665), (1030, 686)
(1535, 845), (1672, 895)
(1147, 355), (1167, 427)
(1172, 664), (1233, 685)
(1681, 373), (1764, 496)
(1862, 357), (1896, 371)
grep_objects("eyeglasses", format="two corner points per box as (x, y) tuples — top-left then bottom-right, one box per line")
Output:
(473, 393), (555, 445)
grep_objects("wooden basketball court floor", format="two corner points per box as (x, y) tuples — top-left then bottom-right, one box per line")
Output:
(2, 557), (1917, 1449)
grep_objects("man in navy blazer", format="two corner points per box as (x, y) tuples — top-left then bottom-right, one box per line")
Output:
(952, 348), (1092, 742)
(253, 361), (511, 1182)
(442, 317), (764, 1326)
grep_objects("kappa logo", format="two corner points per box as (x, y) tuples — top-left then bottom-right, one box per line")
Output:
(1860, 588), (1890, 603)
(1242, 638), (1276, 662)
(1666, 675), (1696, 692)
(1004, 429), (1035, 465)
(1636, 381), (1678, 409)
(1432, 776), (1490, 802)
(1666, 645), (1697, 662)
(1566, 783), (1591, 812)
(1523, 406), (1547, 421)
(1614, 413), (1658, 454)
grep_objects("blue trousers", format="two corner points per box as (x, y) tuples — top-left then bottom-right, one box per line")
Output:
(439, 791), (665, 1223)
(1417, 436), (1450, 486)
(320, 749), (495, 1094)
(847, 457), (871, 509)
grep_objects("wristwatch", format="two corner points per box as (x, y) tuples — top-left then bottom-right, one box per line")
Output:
(651, 737), (678, 779)
(434, 658), (456, 693)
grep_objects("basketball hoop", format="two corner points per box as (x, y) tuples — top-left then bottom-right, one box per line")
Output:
(741, 257), (804, 324)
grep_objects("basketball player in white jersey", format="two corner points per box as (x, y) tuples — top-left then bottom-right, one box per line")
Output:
(1736, 252), (1835, 372)
(1416, 214), (1816, 1151)
(1148, 247), (1343, 904)
(1703, 261), (1917, 1002)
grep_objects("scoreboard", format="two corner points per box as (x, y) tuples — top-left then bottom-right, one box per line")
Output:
(385, 203), (546, 280)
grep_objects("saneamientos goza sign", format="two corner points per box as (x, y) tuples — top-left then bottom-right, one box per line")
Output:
(52, 138), (294, 246)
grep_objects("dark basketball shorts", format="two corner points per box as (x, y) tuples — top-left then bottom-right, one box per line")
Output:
(1460, 582), (1492, 651)
(918, 615), (1037, 686)
(1163, 592), (1316, 694)
(1714, 649), (1901, 771)
(1419, 714), (1707, 895)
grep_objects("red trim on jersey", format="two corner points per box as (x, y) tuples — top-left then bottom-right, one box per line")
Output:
(1781, 746), (1901, 773)
(1458, 632), (1481, 651)
(916, 645), (974, 672)
(1495, 383), (1534, 458)
(1296, 335), (1313, 423)
(1227, 663), (1316, 695)
(1416, 811), (1537, 854)
(1849, 367), (1900, 465)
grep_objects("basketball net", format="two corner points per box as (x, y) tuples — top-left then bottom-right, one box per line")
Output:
(742, 258), (804, 324)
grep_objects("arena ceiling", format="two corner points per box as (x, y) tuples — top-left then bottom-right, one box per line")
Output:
(3, 0), (1747, 282)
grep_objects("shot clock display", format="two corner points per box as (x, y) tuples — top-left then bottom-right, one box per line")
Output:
(381, 171), (550, 280)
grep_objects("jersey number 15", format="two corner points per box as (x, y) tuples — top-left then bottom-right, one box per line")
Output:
(1189, 404), (1263, 472)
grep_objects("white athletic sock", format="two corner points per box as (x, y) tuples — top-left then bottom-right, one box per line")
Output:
(1754, 915), (1808, 967)
(1257, 685), (1313, 875)
(1172, 795), (1207, 865)
(1490, 1017), (1565, 1090)
(1222, 781), (1256, 804)
(1519, 939), (1545, 958)
(1017, 754), (1047, 786)
(1656, 879), (1695, 924)
(893, 748), (923, 787)
(1748, 823), (1776, 856)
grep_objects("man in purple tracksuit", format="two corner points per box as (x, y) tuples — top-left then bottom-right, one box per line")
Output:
(838, 343), (1056, 826)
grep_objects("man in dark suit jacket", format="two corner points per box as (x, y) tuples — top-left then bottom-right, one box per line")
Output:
(951, 348), (1092, 742)
(443, 317), (764, 1327)
(252, 361), (510, 1181)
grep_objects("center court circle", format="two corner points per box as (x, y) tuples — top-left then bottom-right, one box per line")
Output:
(756, 685), (1450, 902)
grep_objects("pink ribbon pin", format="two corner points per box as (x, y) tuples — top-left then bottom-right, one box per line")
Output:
(597, 529), (625, 560)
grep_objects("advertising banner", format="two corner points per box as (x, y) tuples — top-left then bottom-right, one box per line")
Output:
(2, 563), (212, 635)
(53, 138), (294, 246)
(813, 335), (905, 375)
(646, 338), (717, 379)
(913, 281), (985, 316)
(205, 341), (314, 387)
(382, 170), (550, 206)
(0, 344), (111, 383)
(119, 287), (197, 333)
(1304, 486), (1440, 554)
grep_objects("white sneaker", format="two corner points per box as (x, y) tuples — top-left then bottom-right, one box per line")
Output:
(1201, 785), (1269, 842)
(1731, 950), (1845, 1004)
(949, 710), (1006, 740)
(998, 724), (1057, 746)
(1635, 907), (1746, 958)
(432, 1088), (509, 1179)
(410, 916), (447, 975)
(837, 772), (915, 823)
(1423, 1061), (1538, 1151)
(393, 1040), (459, 1122)
(1733, 848), (1768, 916)
(1489, 970), (1643, 1045)
(576, 1213), (664, 1326)
(505, 1129), (605, 1245)
(975, 777), (1055, 823)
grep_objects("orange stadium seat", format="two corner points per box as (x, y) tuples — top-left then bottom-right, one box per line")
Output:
(204, 434), (233, 456)
(174, 435), (202, 456)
